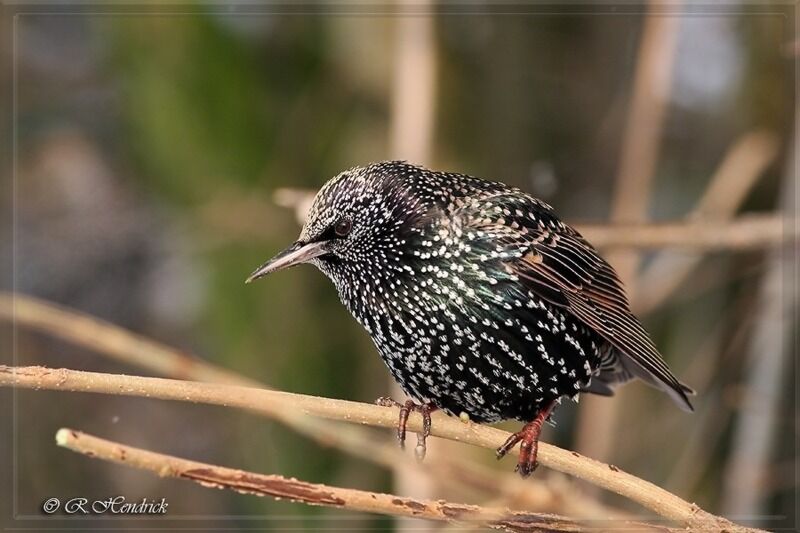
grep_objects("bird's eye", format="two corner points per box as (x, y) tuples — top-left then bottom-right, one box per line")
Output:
(334, 218), (352, 237)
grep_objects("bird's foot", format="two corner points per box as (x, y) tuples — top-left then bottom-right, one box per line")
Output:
(495, 400), (557, 478)
(375, 397), (437, 462)
(496, 420), (544, 478)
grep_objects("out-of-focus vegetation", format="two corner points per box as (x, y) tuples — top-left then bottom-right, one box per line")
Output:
(1, 4), (795, 531)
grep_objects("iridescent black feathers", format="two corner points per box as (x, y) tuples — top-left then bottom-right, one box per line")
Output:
(255, 160), (693, 425)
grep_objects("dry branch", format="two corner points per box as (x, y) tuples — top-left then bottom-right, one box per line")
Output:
(2, 364), (750, 531)
(720, 117), (798, 516)
(0, 292), (258, 387)
(579, 214), (792, 251)
(690, 131), (779, 219)
(388, 9), (441, 520)
(273, 188), (793, 251)
(54, 428), (657, 533)
(635, 130), (779, 313)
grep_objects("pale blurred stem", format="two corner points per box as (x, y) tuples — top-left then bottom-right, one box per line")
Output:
(608, 131), (778, 487)
(662, 293), (754, 493)
(634, 130), (779, 314)
(388, 4), (438, 525)
(0, 292), (629, 519)
(581, 214), (790, 250)
(576, 3), (680, 464)
(274, 190), (793, 251)
(389, 8), (435, 165)
(54, 428), (682, 533)
(720, 112), (798, 516)
(2, 365), (750, 530)
(0, 292), (260, 387)
(607, 5), (682, 263)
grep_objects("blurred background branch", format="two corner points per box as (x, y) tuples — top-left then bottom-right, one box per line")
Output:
(719, 104), (798, 519)
(386, 5), (440, 527)
(0, 292), (260, 386)
(576, 1), (681, 466)
(55, 428), (683, 533)
(635, 129), (780, 314)
(271, 193), (793, 251)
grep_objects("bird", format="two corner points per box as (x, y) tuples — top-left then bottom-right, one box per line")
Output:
(247, 160), (694, 477)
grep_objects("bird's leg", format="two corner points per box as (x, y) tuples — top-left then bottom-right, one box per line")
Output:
(496, 399), (557, 478)
(375, 397), (437, 461)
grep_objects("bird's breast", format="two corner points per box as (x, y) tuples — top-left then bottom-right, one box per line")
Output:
(335, 262), (604, 423)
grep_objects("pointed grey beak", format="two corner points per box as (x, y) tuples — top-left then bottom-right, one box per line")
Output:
(246, 240), (328, 283)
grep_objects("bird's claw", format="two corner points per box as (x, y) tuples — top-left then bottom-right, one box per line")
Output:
(495, 432), (522, 460)
(375, 397), (435, 462)
(496, 400), (556, 478)
(495, 424), (542, 478)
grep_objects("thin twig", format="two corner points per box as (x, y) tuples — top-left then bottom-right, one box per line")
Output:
(2, 365), (745, 530)
(54, 428), (667, 533)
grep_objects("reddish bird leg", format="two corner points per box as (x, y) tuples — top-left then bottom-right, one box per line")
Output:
(496, 400), (557, 478)
(376, 397), (437, 461)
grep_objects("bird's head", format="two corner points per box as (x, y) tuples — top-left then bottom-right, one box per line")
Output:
(246, 161), (431, 285)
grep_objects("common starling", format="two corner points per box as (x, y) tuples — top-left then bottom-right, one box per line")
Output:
(247, 161), (694, 476)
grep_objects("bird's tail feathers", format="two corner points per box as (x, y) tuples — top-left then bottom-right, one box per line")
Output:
(622, 356), (695, 412)
(582, 352), (695, 412)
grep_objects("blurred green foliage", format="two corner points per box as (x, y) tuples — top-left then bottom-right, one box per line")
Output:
(99, 14), (393, 527)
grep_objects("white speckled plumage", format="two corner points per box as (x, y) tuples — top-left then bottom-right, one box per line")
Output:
(267, 161), (694, 425)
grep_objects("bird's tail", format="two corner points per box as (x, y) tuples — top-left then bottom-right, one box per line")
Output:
(582, 348), (695, 411)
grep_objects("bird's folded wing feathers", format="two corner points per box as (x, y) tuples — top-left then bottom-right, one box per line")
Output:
(521, 234), (693, 411)
(464, 195), (694, 411)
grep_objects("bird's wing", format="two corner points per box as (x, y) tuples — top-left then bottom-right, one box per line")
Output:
(461, 192), (694, 411)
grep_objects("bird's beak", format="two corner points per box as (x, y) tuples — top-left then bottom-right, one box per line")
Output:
(245, 240), (328, 283)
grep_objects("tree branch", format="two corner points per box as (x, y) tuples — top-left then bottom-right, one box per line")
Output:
(54, 428), (661, 533)
(273, 189), (793, 251)
(579, 214), (792, 251)
(635, 130), (779, 314)
(2, 365), (751, 531)
(0, 292), (258, 387)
